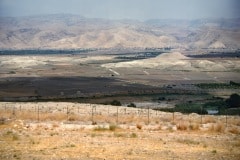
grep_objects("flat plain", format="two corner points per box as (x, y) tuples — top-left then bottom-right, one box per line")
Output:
(0, 50), (239, 102)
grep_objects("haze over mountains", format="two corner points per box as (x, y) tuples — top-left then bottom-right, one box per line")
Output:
(0, 14), (240, 50)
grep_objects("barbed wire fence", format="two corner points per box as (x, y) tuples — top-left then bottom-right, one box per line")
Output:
(0, 102), (236, 127)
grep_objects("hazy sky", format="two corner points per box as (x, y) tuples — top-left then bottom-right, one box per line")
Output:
(0, 0), (240, 20)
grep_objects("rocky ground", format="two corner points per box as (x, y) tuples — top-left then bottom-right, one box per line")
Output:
(0, 102), (239, 160)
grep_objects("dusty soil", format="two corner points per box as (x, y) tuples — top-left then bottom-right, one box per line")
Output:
(0, 102), (240, 160)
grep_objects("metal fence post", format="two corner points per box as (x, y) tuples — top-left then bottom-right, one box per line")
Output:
(148, 107), (150, 125)
(117, 106), (119, 124)
(37, 105), (40, 122)
(172, 112), (175, 123)
(225, 109), (228, 128)
(66, 106), (68, 121)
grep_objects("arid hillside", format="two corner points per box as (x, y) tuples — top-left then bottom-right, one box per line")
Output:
(0, 14), (240, 49)
(102, 52), (240, 71)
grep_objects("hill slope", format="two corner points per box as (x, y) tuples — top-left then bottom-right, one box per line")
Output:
(0, 14), (240, 49)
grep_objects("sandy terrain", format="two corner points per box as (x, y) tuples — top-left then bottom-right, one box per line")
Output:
(0, 102), (240, 160)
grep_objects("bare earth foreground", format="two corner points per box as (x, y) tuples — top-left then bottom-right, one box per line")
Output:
(0, 102), (239, 160)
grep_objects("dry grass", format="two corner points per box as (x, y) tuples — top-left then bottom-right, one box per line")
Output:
(0, 104), (240, 136)
(203, 116), (216, 123)
(109, 124), (118, 131)
(189, 123), (200, 131)
(227, 117), (240, 126)
(93, 114), (116, 124)
(93, 126), (109, 132)
(114, 132), (126, 138)
(208, 123), (225, 133)
(233, 139), (240, 147)
(176, 122), (188, 131)
(176, 122), (199, 131)
(1, 102), (240, 160)
(159, 115), (173, 122)
(177, 138), (200, 145)
(0, 109), (68, 121)
(227, 126), (240, 134)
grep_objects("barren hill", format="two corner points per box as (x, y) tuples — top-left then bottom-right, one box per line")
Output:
(102, 52), (239, 71)
(0, 14), (240, 50)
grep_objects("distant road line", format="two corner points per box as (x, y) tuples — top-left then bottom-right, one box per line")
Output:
(109, 69), (120, 76)
(143, 70), (150, 75)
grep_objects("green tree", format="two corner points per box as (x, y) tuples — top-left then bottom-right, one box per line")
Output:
(226, 93), (240, 108)
(127, 103), (136, 108)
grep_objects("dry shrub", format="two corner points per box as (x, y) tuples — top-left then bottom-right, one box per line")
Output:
(150, 125), (162, 131)
(177, 138), (200, 145)
(0, 110), (12, 119)
(52, 123), (59, 128)
(1, 109), (67, 121)
(160, 116), (172, 122)
(189, 123), (200, 131)
(94, 114), (115, 124)
(176, 122), (199, 131)
(157, 125), (162, 131)
(40, 112), (66, 121)
(136, 124), (142, 130)
(208, 123), (225, 133)
(114, 132), (127, 138)
(227, 118), (240, 126)
(16, 110), (38, 120)
(104, 115), (117, 124)
(214, 123), (225, 132)
(228, 127), (240, 134)
(92, 121), (97, 125)
(177, 122), (188, 131)
(130, 132), (137, 138)
(119, 115), (135, 124)
(233, 140), (240, 147)
(0, 117), (7, 125)
(67, 113), (81, 121)
(68, 117), (76, 121)
(203, 116), (216, 124)
(93, 126), (108, 132)
(109, 124), (118, 131)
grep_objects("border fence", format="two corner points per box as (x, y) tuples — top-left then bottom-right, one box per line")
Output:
(0, 102), (238, 128)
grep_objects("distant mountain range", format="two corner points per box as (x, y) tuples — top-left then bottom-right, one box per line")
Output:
(0, 14), (239, 50)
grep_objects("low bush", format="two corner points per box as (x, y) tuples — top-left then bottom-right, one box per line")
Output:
(127, 103), (136, 108)
(226, 93), (240, 108)
(109, 124), (118, 131)
(156, 103), (208, 115)
(177, 123), (188, 130)
(136, 124), (142, 130)
(208, 123), (225, 133)
(130, 133), (137, 138)
(110, 100), (122, 106)
(189, 123), (199, 130)
(93, 126), (109, 132)
(227, 127), (240, 134)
